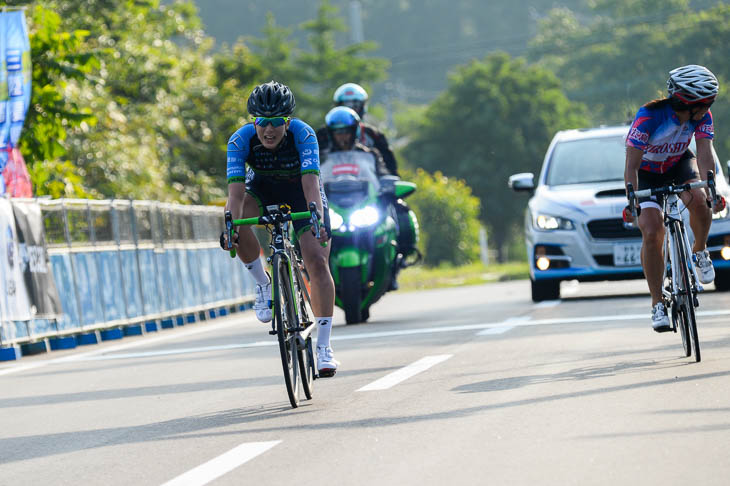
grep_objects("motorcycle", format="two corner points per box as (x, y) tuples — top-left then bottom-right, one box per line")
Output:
(320, 150), (418, 324)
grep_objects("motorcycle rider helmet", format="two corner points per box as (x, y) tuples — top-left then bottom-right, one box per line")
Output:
(333, 83), (368, 117)
(325, 106), (361, 149)
(247, 80), (296, 117)
(667, 65), (719, 105)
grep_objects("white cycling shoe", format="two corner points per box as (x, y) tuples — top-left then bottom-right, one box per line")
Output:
(316, 345), (339, 377)
(253, 277), (272, 323)
(694, 249), (715, 284)
(651, 302), (671, 333)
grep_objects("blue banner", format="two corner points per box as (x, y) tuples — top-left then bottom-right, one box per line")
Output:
(4, 10), (31, 148)
(0, 12), (8, 184)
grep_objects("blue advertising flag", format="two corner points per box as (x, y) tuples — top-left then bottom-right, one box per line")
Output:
(4, 9), (31, 148)
(0, 12), (8, 185)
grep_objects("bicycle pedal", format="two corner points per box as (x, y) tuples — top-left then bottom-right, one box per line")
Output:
(268, 330), (277, 336)
(694, 296), (700, 307)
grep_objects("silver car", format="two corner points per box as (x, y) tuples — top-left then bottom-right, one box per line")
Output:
(509, 125), (730, 302)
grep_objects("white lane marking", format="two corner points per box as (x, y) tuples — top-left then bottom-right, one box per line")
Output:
(534, 300), (561, 308)
(477, 326), (515, 336)
(69, 342), (275, 361)
(8, 307), (730, 369)
(160, 440), (281, 486)
(0, 317), (255, 376)
(357, 355), (452, 391)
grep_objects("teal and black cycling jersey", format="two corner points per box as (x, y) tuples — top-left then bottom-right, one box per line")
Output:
(226, 118), (320, 183)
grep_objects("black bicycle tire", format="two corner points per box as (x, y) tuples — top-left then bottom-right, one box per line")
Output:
(674, 222), (701, 362)
(670, 223), (691, 357)
(273, 253), (300, 407)
(294, 263), (314, 399)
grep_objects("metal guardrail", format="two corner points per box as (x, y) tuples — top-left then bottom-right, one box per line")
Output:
(2, 198), (257, 348)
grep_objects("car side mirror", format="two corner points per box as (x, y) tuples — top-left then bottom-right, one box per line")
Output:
(508, 173), (535, 193)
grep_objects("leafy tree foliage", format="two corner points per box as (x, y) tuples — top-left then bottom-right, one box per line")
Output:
(403, 53), (587, 261)
(14, 3), (98, 198)
(528, 2), (730, 161)
(401, 168), (481, 266)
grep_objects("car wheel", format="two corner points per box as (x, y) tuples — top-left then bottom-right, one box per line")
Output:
(531, 278), (560, 302)
(714, 269), (730, 291)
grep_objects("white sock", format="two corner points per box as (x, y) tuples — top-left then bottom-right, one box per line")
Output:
(244, 258), (269, 286)
(316, 316), (333, 348)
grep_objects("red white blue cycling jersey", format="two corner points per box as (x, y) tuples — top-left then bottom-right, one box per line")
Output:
(626, 103), (714, 174)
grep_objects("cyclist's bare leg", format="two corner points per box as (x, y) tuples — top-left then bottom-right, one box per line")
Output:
(638, 206), (665, 306)
(298, 231), (334, 316)
(233, 193), (264, 263)
(680, 185), (712, 253)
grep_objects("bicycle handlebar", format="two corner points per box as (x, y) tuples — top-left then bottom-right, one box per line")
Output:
(626, 170), (718, 219)
(224, 203), (325, 258)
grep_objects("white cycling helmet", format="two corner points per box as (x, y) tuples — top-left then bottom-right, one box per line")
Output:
(667, 64), (719, 104)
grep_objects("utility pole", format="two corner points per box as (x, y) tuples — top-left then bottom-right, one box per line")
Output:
(349, 0), (364, 44)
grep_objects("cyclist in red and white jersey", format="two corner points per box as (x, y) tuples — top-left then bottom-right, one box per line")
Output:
(624, 64), (723, 332)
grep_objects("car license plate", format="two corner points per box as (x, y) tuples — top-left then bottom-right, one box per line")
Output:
(613, 243), (642, 266)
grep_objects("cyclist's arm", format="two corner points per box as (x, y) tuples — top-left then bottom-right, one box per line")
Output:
(624, 146), (644, 196)
(695, 137), (714, 182)
(226, 126), (254, 220)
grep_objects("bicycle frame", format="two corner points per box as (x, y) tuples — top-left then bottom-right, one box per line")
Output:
(660, 192), (703, 304)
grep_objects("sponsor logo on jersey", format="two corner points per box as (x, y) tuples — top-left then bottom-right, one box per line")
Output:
(699, 123), (714, 135)
(628, 127), (649, 144)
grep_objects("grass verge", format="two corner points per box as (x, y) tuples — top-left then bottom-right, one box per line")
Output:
(398, 261), (529, 291)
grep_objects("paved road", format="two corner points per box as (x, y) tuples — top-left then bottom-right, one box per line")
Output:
(3, 279), (730, 485)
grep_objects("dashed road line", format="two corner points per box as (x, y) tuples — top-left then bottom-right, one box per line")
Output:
(160, 440), (281, 486)
(357, 355), (453, 391)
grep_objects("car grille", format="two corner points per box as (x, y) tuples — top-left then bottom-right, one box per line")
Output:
(587, 218), (641, 239)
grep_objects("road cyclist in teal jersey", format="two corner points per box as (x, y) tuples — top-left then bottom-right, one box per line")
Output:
(221, 81), (339, 376)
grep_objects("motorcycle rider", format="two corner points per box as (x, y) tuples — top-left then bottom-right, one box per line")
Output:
(317, 82), (399, 176)
(322, 106), (404, 290)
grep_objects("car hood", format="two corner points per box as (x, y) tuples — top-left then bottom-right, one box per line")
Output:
(529, 181), (627, 220)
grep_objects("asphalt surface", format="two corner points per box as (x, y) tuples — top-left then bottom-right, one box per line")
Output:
(3, 279), (730, 485)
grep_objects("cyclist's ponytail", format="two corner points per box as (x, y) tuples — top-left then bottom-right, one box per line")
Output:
(643, 97), (672, 110)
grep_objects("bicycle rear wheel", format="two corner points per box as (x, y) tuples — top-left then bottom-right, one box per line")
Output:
(674, 223), (701, 362)
(272, 253), (300, 407)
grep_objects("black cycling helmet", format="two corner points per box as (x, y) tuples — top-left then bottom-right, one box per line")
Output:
(247, 80), (296, 117)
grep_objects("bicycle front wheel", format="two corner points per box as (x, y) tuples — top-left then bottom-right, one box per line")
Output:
(272, 253), (300, 407)
(674, 222), (701, 362)
(294, 263), (315, 399)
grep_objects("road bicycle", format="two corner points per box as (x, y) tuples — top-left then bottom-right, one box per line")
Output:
(626, 171), (718, 362)
(224, 203), (322, 407)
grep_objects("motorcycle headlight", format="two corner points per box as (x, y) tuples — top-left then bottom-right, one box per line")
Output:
(533, 213), (575, 231)
(350, 206), (380, 228)
(329, 208), (344, 230)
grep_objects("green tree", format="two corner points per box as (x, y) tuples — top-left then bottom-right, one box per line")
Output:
(402, 168), (481, 266)
(20, 3), (99, 198)
(403, 53), (588, 261)
(528, 3), (730, 162)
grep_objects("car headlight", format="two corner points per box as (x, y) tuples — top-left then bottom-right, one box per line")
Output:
(350, 206), (380, 227)
(329, 208), (344, 229)
(533, 213), (575, 231)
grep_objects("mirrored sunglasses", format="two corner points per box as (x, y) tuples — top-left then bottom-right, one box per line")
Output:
(254, 116), (289, 127)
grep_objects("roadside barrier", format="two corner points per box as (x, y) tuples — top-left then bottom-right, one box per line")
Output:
(0, 198), (257, 361)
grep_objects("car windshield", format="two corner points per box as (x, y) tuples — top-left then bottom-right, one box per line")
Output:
(545, 135), (627, 186)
